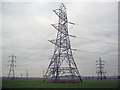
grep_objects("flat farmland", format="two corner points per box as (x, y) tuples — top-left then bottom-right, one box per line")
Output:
(2, 79), (119, 88)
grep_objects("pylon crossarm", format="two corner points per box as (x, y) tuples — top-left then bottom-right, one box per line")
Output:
(51, 24), (75, 38)
(48, 39), (69, 49)
(51, 24), (67, 35)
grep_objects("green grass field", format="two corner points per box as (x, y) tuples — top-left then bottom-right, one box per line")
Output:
(2, 79), (118, 88)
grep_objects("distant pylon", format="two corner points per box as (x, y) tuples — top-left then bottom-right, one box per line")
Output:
(96, 58), (106, 80)
(26, 70), (28, 79)
(7, 54), (16, 79)
(43, 3), (82, 83)
(21, 73), (23, 78)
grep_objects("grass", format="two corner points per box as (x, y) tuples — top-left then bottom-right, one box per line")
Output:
(2, 79), (119, 88)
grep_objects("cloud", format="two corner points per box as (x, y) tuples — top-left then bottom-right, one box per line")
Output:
(2, 2), (118, 77)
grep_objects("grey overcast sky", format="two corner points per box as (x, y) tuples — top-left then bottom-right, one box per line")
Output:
(2, 1), (118, 77)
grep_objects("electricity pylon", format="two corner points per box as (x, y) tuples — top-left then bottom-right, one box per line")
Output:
(26, 70), (28, 79)
(96, 58), (106, 80)
(43, 3), (82, 83)
(7, 54), (16, 79)
(21, 73), (23, 79)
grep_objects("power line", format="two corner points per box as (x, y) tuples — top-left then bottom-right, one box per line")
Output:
(75, 23), (117, 35)
(17, 35), (76, 66)
(18, 31), (55, 56)
(28, 31), (55, 50)
(2, 31), (55, 58)
(10, 34), (76, 61)
(19, 26), (76, 60)
(75, 49), (118, 56)
(22, 44), (52, 59)
(76, 36), (117, 45)
(2, 31), (56, 66)
(69, 23), (117, 45)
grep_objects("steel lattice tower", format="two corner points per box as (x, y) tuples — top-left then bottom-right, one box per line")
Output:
(43, 3), (82, 83)
(26, 70), (28, 79)
(7, 54), (16, 79)
(96, 58), (106, 80)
